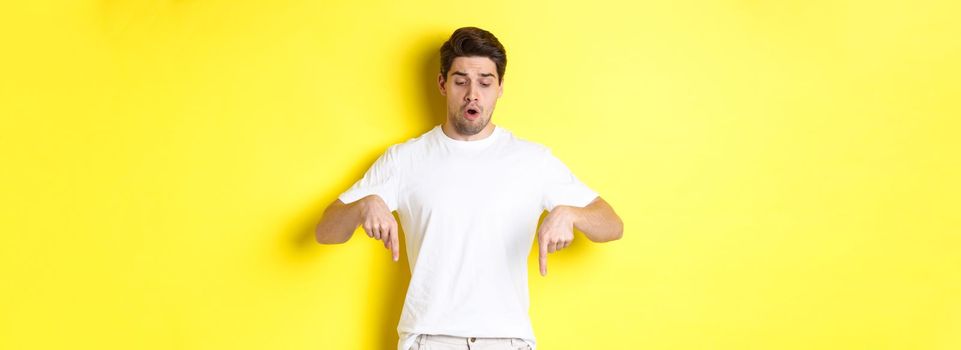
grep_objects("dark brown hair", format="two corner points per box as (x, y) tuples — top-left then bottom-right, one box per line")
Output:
(439, 27), (507, 84)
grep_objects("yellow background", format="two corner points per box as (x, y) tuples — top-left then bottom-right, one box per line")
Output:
(2, 0), (959, 349)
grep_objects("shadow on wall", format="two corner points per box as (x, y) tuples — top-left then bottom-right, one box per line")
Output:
(418, 35), (448, 130)
(282, 31), (449, 349)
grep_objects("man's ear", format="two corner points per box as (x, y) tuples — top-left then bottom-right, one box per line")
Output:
(437, 73), (447, 96)
(497, 78), (504, 98)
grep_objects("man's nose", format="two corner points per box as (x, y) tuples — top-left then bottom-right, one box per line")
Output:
(464, 86), (479, 102)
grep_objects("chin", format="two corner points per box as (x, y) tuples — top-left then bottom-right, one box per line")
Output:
(454, 117), (488, 135)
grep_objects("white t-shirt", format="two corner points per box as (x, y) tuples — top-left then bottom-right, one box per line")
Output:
(338, 124), (599, 350)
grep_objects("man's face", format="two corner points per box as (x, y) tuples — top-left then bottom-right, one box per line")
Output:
(438, 56), (503, 136)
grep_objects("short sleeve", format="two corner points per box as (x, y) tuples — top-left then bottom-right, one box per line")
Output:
(338, 145), (401, 212)
(540, 148), (599, 212)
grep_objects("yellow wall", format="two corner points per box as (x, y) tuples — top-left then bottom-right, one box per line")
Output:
(2, 0), (959, 349)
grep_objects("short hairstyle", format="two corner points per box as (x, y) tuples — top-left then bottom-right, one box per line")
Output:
(439, 27), (507, 84)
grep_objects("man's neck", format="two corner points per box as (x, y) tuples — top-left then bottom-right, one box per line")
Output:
(441, 122), (496, 141)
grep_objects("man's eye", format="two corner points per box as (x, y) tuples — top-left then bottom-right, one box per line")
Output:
(481, 83), (490, 87)
(455, 81), (466, 85)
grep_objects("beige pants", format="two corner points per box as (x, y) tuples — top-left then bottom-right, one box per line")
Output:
(411, 334), (532, 350)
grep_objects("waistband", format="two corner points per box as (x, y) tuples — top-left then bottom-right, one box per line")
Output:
(417, 333), (523, 346)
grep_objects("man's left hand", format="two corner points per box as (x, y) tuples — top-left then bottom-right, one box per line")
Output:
(537, 206), (576, 276)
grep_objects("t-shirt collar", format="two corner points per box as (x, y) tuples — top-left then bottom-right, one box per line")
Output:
(435, 124), (501, 149)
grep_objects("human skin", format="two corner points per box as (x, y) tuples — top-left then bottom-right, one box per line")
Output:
(537, 197), (623, 276)
(435, 56), (623, 275)
(316, 56), (624, 274)
(437, 56), (502, 140)
(315, 195), (400, 260)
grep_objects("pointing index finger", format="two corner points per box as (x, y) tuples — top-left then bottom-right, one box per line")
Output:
(390, 225), (399, 262)
(539, 236), (548, 276)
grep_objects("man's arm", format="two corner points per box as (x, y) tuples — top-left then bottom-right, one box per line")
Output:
(537, 196), (623, 276)
(315, 195), (401, 261)
(555, 196), (624, 242)
(314, 194), (400, 261)
(315, 198), (364, 244)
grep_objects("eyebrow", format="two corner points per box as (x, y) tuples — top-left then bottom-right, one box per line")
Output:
(452, 71), (497, 79)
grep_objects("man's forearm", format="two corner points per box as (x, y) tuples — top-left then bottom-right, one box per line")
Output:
(561, 197), (623, 242)
(315, 198), (365, 244)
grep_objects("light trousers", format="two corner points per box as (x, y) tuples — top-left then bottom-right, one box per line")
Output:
(410, 334), (532, 350)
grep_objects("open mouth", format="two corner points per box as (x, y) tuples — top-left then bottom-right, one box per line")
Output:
(465, 107), (480, 120)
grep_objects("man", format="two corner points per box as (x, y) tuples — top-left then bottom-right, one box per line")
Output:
(315, 26), (623, 350)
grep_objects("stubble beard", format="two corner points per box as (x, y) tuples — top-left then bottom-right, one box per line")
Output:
(450, 111), (489, 136)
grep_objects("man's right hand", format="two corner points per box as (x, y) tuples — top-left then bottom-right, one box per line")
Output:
(358, 195), (400, 262)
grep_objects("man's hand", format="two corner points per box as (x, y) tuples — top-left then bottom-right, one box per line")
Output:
(537, 206), (576, 276)
(358, 195), (400, 262)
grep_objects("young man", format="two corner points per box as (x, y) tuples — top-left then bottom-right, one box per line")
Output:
(316, 26), (623, 350)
